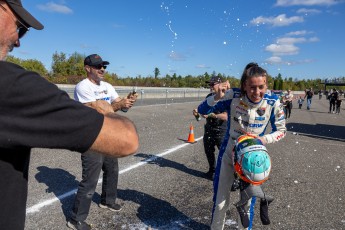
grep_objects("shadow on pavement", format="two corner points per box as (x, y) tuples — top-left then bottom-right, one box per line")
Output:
(35, 166), (78, 220)
(117, 188), (209, 229)
(135, 153), (207, 179)
(287, 122), (345, 142)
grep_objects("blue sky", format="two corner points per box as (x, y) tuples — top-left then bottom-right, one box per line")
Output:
(12, 0), (345, 80)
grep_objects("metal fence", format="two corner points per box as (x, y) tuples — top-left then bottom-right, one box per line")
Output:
(58, 85), (210, 106)
(117, 88), (210, 106)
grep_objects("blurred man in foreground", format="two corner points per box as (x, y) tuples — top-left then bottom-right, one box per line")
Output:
(0, 1), (138, 229)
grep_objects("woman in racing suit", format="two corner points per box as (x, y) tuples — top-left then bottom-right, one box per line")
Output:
(197, 63), (286, 230)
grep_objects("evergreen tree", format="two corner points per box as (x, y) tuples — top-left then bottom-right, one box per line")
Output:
(154, 67), (160, 79)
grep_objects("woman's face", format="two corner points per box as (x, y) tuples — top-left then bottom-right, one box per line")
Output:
(244, 76), (267, 103)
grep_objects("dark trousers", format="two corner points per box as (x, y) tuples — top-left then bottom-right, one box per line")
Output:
(330, 100), (336, 112)
(285, 101), (292, 118)
(70, 151), (119, 222)
(203, 127), (225, 171)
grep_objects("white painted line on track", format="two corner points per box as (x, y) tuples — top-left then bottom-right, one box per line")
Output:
(26, 136), (204, 214)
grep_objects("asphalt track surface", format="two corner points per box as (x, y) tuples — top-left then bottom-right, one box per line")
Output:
(25, 97), (345, 230)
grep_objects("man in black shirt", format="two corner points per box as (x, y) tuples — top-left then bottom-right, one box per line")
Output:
(329, 88), (338, 113)
(0, 1), (138, 229)
(304, 88), (314, 110)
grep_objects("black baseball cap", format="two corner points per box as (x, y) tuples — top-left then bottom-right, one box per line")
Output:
(205, 76), (223, 85)
(84, 54), (110, 66)
(5, 0), (43, 29)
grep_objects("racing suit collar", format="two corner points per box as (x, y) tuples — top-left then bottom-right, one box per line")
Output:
(244, 95), (263, 108)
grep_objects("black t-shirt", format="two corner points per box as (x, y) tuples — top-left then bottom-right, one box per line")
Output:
(204, 93), (227, 133)
(330, 91), (338, 102)
(0, 61), (103, 230)
(306, 90), (313, 99)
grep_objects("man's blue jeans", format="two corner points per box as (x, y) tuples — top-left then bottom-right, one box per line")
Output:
(307, 98), (312, 110)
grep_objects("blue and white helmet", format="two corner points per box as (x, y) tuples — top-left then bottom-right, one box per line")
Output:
(234, 136), (271, 185)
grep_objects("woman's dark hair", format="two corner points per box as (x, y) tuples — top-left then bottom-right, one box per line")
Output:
(240, 62), (267, 96)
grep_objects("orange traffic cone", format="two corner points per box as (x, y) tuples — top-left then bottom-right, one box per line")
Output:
(187, 124), (197, 143)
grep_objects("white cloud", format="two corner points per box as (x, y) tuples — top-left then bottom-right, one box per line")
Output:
(275, 0), (339, 6)
(266, 56), (283, 64)
(250, 14), (304, 27)
(112, 24), (125, 29)
(297, 8), (322, 14)
(297, 59), (314, 64)
(276, 36), (319, 44)
(266, 56), (315, 65)
(195, 64), (210, 69)
(265, 28), (319, 65)
(265, 43), (300, 55)
(37, 2), (73, 14)
(265, 31), (319, 60)
(285, 30), (311, 36)
(277, 37), (307, 44)
(168, 51), (186, 61)
(309, 36), (320, 42)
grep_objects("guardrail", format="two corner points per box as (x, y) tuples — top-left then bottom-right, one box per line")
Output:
(57, 85), (210, 105)
(58, 85), (312, 103)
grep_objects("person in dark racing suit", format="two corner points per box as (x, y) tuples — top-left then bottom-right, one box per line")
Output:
(194, 76), (229, 179)
(203, 77), (230, 179)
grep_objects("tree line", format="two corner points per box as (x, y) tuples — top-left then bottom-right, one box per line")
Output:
(6, 52), (344, 91)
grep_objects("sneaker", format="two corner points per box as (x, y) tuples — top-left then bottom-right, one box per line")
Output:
(236, 204), (249, 228)
(260, 198), (274, 225)
(99, 203), (122, 212)
(67, 220), (92, 230)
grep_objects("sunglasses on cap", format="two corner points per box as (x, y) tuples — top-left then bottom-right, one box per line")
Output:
(0, 4), (29, 39)
(90, 64), (107, 70)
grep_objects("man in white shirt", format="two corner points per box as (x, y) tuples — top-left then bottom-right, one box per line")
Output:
(68, 54), (136, 230)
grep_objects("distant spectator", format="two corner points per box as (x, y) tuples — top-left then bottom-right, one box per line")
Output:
(339, 90), (344, 97)
(325, 90), (329, 100)
(329, 88), (338, 114)
(336, 96), (342, 114)
(298, 96), (304, 109)
(304, 88), (314, 110)
(283, 90), (293, 119)
(319, 90), (322, 100)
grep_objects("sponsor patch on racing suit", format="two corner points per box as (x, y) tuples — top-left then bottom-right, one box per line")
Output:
(198, 88), (286, 145)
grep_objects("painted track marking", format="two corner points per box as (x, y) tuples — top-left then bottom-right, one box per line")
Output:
(26, 136), (203, 214)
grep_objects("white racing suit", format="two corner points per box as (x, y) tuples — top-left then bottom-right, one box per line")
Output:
(197, 88), (286, 230)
